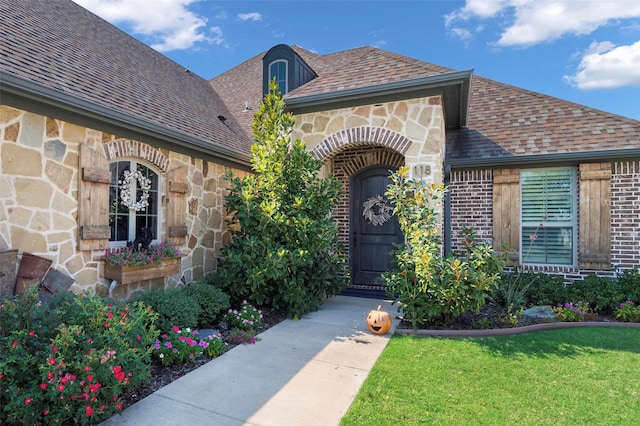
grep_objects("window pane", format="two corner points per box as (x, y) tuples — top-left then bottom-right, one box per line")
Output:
(521, 168), (574, 265)
(109, 162), (159, 244)
(522, 226), (573, 265)
(269, 61), (287, 94)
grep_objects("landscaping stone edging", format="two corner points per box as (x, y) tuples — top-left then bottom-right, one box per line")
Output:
(394, 321), (640, 338)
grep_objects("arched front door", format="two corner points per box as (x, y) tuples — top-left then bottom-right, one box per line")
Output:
(350, 166), (403, 288)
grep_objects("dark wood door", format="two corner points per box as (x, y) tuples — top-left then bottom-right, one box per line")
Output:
(351, 167), (403, 286)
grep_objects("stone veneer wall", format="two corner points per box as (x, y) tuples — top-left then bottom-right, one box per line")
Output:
(449, 163), (640, 283)
(0, 105), (244, 298)
(291, 96), (445, 186)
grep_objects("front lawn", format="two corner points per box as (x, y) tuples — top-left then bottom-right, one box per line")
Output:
(341, 328), (640, 425)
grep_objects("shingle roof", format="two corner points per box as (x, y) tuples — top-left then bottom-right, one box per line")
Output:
(446, 75), (640, 163)
(211, 44), (640, 166)
(0, 0), (252, 161)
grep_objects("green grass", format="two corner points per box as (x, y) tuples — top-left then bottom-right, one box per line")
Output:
(341, 328), (640, 425)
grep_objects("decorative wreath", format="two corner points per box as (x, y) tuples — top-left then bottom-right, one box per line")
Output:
(362, 195), (392, 226)
(119, 168), (151, 212)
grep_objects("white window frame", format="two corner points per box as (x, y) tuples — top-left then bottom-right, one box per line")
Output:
(520, 167), (577, 266)
(109, 160), (162, 248)
(269, 59), (288, 94)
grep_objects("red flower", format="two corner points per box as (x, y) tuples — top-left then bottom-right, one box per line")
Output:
(28, 331), (35, 337)
(48, 357), (56, 365)
(25, 397), (33, 405)
(89, 383), (101, 393)
(57, 384), (65, 392)
(84, 365), (91, 371)
(87, 374), (93, 382)
(40, 383), (47, 390)
(47, 371), (53, 379)
(11, 340), (18, 348)
(0, 374), (4, 380)
(87, 338), (93, 343)
(43, 409), (49, 416)
(117, 403), (123, 410)
(107, 311), (113, 320)
(104, 322), (109, 328)
(51, 345), (58, 353)
(86, 405), (94, 417)
(137, 335), (142, 341)
(112, 366), (125, 381)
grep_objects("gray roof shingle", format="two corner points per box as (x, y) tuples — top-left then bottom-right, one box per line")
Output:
(0, 0), (252, 161)
(211, 44), (640, 166)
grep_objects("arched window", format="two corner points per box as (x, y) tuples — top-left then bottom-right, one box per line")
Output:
(269, 59), (288, 94)
(109, 161), (160, 246)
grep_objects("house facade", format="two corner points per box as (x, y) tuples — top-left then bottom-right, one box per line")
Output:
(212, 44), (640, 292)
(2, 1), (640, 299)
(0, 1), (252, 298)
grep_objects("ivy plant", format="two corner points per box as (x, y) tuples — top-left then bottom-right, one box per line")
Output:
(383, 167), (505, 327)
(216, 80), (347, 318)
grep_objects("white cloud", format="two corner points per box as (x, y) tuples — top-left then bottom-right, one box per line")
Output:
(446, 0), (640, 47)
(238, 12), (262, 22)
(564, 40), (640, 89)
(73, 0), (219, 52)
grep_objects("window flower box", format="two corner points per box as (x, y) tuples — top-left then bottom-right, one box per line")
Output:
(103, 242), (182, 284)
(104, 257), (181, 284)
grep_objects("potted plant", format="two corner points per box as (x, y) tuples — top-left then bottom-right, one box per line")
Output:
(103, 242), (182, 284)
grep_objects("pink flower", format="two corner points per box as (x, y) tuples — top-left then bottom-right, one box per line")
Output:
(40, 383), (47, 390)
(25, 397), (33, 405)
(172, 326), (180, 333)
(86, 405), (94, 417)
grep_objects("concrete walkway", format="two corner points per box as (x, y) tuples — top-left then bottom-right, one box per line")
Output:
(101, 295), (399, 426)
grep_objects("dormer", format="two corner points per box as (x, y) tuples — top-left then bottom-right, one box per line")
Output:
(263, 44), (317, 95)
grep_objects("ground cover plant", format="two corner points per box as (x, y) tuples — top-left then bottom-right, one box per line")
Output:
(216, 80), (347, 318)
(341, 328), (640, 425)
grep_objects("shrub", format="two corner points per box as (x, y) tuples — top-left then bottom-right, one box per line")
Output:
(0, 289), (158, 425)
(383, 169), (505, 327)
(223, 300), (263, 331)
(226, 328), (257, 345)
(565, 275), (626, 314)
(616, 269), (640, 302)
(615, 301), (640, 322)
(524, 272), (567, 306)
(153, 326), (225, 366)
(183, 280), (230, 327)
(131, 288), (200, 332)
(488, 271), (532, 315)
(553, 301), (589, 322)
(215, 80), (347, 318)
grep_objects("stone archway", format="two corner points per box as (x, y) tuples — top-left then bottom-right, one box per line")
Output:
(311, 126), (412, 161)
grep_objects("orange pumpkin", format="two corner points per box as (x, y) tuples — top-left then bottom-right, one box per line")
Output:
(366, 305), (392, 335)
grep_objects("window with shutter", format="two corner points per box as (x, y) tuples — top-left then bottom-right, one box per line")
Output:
(520, 168), (576, 265)
(109, 161), (160, 246)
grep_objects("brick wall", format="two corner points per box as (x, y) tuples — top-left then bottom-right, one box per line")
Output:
(449, 163), (640, 284)
(448, 170), (493, 254)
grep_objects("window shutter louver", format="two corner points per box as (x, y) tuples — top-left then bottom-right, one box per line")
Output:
(78, 145), (110, 250)
(579, 163), (611, 269)
(493, 169), (520, 265)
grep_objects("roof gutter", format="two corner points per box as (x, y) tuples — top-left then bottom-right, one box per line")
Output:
(447, 148), (640, 170)
(285, 70), (473, 126)
(0, 71), (252, 170)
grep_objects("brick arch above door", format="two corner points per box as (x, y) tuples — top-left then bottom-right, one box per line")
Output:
(312, 126), (412, 161)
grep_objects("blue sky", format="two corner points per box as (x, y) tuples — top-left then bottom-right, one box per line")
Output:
(73, 0), (640, 120)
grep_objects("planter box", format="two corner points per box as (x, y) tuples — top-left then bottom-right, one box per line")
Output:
(104, 257), (181, 285)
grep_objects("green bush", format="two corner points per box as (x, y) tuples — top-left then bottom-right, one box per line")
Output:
(0, 289), (158, 425)
(487, 271), (532, 315)
(215, 80), (347, 318)
(565, 274), (626, 314)
(383, 169), (505, 327)
(131, 288), (200, 332)
(616, 269), (640, 303)
(183, 280), (230, 327)
(524, 272), (567, 306)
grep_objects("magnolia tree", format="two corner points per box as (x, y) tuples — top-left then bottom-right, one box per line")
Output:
(216, 80), (347, 318)
(383, 167), (505, 328)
